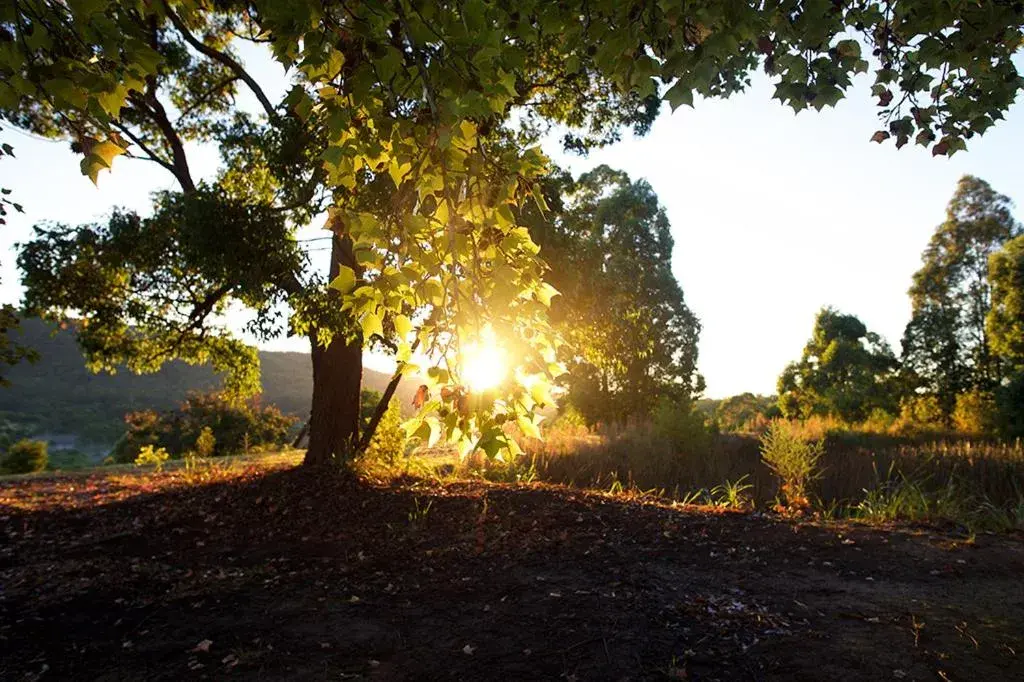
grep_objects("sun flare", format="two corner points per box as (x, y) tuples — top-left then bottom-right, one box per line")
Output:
(461, 327), (508, 392)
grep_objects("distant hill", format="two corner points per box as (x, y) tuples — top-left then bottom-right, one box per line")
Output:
(0, 319), (418, 451)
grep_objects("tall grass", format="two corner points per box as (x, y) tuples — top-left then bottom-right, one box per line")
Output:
(520, 419), (1024, 532)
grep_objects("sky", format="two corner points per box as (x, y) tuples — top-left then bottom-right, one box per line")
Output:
(1, 52), (1022, 399)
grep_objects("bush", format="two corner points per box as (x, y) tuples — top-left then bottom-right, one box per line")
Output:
(651, 398), (712, 450)
(892, 395), (946, 434)
(759, 420), (823, 511)
(552, 404), (588, 430)
(953, 390), (997, 436)
(861, 408), (897, 433)
(47, 448), (93, 470)
(194, 426), (216, 458)
(112, 391), (297, 462)
(110, 409), (164, 463)
(134, 444), (170, 472)
(995, 371), (1024, 439)
(363, 397), (406, 463)
(1, 439), (49, 474)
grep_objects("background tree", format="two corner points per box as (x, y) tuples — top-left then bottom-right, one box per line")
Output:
(901, 176), (1021, 423)
(711, 393), (782, 433)
(4, 0), (1024, 464)
(987, 235), (1024, 369)
(0, 129), (36, 384)
(778, 307), (898, 422)
(987, 235), (1024, 438)
(529, 166), (702, 425)
(110, 391), (296, 463)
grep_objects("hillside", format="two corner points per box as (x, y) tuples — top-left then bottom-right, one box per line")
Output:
(0, 319), (416, 449)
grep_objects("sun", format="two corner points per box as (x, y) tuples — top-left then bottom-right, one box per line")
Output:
(460, 327), (508, 392)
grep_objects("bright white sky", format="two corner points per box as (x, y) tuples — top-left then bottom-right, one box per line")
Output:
(1, 46), (1022, 399)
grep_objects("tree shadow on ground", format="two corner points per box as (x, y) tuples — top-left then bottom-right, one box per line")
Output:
(2, 466), (1022, 680)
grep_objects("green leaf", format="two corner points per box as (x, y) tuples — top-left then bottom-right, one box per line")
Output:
(475, 428), (503, 459)
(411, 419), (431, 442)
(91, 140), (126, 169)
(321, 146), (345, 168)
(664, 80), (694, 111)
(530, 379), (553, 406)
(835, 39), (861, 59)
(425, 416), (441, 448)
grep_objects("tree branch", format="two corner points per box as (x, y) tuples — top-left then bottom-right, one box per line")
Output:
(163, 1), (279, 122)
(111, 122), (175, 174)
(188, 282), (234, 329)
(358, 337), (421, 454)
(177, 75), (240, 120)
(130, 92), (196, 193)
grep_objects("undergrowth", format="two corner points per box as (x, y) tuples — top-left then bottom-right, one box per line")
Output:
(409, 419), (1024, 533)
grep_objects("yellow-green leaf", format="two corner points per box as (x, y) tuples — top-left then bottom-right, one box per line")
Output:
(535, 282), (560, 306)
(361, 310), (383, 340)
(394, 314), (413, 339)
(329, 265), (357, 295)
(516, 414), (541, 439)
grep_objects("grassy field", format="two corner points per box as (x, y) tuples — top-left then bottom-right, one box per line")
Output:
(494, 423), (1024, 534)
(13, 417), (1024, 536)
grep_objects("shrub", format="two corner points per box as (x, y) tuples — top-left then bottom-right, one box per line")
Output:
(759, 420), (823, 511)
(892, 395), (946, 434)
(47, 448), (93, 470)
(134, 444), (170, 472)
(553, 404), (588, 429)
(110, 410), (164, 463)
(861, 408), (897, 433)
(113, 391), (297, 462)
(363, 397), (406, 463)
(953, 390), (997, 436)
(651, 397), (711, 450)
(1, 439), (48, 474)
(194, 426), (216, 459)
(170, 392), (295, 456)
(995, 371), (1024, 439)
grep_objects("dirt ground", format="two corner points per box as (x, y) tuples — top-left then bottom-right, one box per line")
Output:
(1, 462), (1022, 681)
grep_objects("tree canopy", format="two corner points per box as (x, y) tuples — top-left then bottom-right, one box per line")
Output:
(900, 176), (1021, 421)
(710, 393), (781, 432)
(987, 234), (1024, 370)
(778, 307), (898, 422)
(529, 165), (702, 424)
(3, 0), (1024, 461)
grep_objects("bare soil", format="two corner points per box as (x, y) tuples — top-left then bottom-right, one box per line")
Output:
(1, 462), (1022, 680)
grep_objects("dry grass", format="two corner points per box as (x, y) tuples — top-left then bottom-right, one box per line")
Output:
(516, 421), (1024, 532)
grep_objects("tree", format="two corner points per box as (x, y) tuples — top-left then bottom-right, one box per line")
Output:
(987, 235), (1024, 438)
(712, 393), (782, 433)
(4, 0), (1023, 465)
(1, 438), (47, 474)
(987, 235), (1024, 369)
(529, 166), (702, 424)
(778, 307), (898, 422)
(901, 177), (1021, 423)
(110, 391), (295, 462)
(0, 128), (37, 385)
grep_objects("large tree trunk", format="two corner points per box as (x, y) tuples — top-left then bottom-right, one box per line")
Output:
(303, 235), (363, 466)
